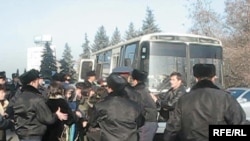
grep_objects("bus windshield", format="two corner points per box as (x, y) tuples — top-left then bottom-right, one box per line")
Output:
(147, 42), (187, 92)
(146, 42), (223, 92)
(189, 44), (223, 87)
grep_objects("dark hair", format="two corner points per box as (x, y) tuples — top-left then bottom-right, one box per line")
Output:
(52, 72), (64, 82)
(75, 82), (92, 96)
(95, 87), (108, 99)
(75, 82), (87, 89)
(170, 72), (183, 81)
(81, 87), (92, 97)
(47, 82), (64, 97)
(63, 73), (71, 81)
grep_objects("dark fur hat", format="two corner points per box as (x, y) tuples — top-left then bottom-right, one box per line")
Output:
(12, 73), (18, 79)
(131, 69), (148, 82)
(0, 71), (6, 79)
(19, 69), (40, 85)
(52, 72), (64, 82)
(107, 73), (127, 92)
(86, 71), (96, 77)
(193, 64), (216, 78)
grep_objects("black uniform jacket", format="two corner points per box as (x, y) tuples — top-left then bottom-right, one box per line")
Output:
(13, 85), (57, 138)
(133, 82), (158, 122)
(89, 92), (145, 141)
(164, 80), (249, 141)
(159, 85), (186, 121)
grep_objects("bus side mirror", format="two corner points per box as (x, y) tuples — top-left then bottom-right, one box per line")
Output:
(141, 46), (148, 60)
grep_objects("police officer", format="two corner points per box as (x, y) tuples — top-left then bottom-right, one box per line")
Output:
(13, 69), (68, 141)
(164, 64), (249, 141)
(88, 73), (145, 141)
(131, 69), (158, 141)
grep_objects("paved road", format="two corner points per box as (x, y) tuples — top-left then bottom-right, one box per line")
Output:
(6, 129), (164, 141)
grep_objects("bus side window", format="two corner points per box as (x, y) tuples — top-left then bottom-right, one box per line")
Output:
(123, 44), (136, 66)
(124, 58), (131, 67)
(80, 61), (93, 79)
(96, 64), (102, 79)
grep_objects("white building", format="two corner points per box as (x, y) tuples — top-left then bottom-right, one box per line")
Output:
(27, 35), (56, 71)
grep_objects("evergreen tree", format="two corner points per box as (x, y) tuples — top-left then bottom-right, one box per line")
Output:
(141, 7), (161, 35)
(81, 33), (91, 58)
(59, 43), (76, 80)
(110, 27), (122, 45)
(40, 42), (57, 79)
(92, 25), (109, 52)
(125, 22), (139, 40)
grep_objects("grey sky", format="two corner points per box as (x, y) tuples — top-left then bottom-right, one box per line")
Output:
(0, 0), (224, 78)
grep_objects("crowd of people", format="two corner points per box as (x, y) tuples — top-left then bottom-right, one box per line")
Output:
(0, 63), (249, 141)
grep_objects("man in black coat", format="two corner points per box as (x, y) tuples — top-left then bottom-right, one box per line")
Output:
(131, 69), (158, 141)
(111, 67), (142, 107)
(88, 73), (145, 141)
(84, 71), (97, 87)
(164, 64), (249, 141)
(157, 72), (186, 121)
(8, 73), (21, 100)
(13, 69), (68, 141)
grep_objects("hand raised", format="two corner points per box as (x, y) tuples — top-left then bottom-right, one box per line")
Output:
(56, 107), (68, 121)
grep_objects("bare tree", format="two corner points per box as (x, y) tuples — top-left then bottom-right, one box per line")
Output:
(187, 0), (224, 38)
(187, 0), (250, 87)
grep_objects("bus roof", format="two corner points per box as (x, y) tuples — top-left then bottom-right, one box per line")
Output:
(91, 32), (222, 55)
(140, 32), (222, 45)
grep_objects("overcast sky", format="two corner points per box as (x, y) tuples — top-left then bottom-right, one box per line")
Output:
(0, 0), (224, 78)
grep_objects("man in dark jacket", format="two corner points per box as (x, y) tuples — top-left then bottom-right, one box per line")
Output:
(89, 73), (145, 141)
(157, 72), (186, 122)
(13, 69), (68, 141)
(8, 73), (22, 100)
(84, 71), (97, 87)
(112, 67), (142, 108)
(131, 69), (158, 141)
(164, 64), (249, 141)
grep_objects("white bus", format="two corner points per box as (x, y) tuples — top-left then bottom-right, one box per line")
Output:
(79, 32), (224, 90)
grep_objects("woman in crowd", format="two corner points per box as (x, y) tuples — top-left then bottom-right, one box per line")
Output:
(42, 82), (76, 141)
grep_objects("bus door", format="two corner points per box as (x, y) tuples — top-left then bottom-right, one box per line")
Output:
(95, 62), (111, 80)
(78, 59), (95, 82)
